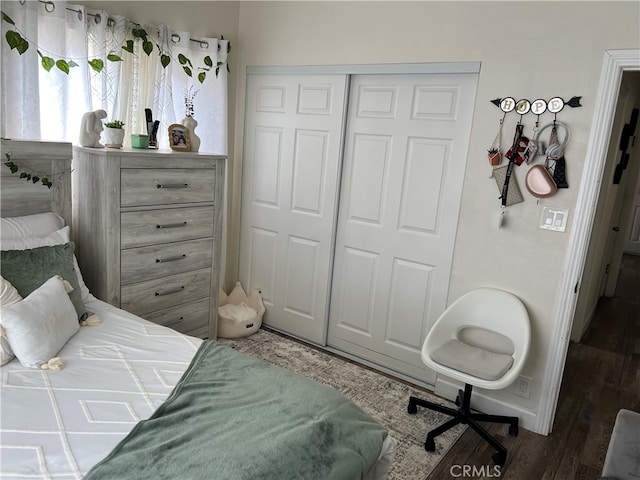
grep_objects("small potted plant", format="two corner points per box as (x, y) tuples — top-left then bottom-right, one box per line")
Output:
(103, 120), (125, 149)
(488, 147), (502, 166)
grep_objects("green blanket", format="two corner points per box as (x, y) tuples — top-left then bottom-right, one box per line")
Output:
(84, 340), (387, 480)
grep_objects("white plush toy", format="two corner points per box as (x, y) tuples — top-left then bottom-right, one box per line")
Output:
(79, 109), (107, 148)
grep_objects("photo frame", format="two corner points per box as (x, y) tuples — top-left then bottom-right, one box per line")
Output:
(168, 124), (190, 151)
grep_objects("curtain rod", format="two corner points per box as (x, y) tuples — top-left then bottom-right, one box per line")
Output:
(27, 0), (216, 49)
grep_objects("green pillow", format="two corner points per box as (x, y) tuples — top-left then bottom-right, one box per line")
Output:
(1, 242), (89, 322)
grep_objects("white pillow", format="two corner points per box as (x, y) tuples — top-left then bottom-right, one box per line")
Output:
(1, 225), (68, 250)
(0, 212), (65, 241)
(0, 226), (92, 303)
(0, 276), (22, 365)
(1, 276), (80, 368)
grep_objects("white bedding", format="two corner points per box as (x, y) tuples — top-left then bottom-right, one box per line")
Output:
(0, 296), (202, 479)
(1, 296), (396, 480)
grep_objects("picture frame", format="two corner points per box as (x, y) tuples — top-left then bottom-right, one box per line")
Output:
(168, 123), (190, 151)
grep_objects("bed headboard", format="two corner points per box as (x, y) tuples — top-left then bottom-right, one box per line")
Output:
(1, 139), (72, 226)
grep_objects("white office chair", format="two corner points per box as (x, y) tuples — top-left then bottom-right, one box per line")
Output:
(408, 288), (530, 467)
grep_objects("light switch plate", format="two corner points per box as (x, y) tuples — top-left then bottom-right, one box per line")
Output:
(540, 207), (569, 232)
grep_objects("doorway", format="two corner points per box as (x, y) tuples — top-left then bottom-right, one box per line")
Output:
(570, 72), (640, 342)
(536, 50), (640, 435)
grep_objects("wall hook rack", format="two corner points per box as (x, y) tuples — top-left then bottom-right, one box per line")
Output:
(490, 96), (582, 116)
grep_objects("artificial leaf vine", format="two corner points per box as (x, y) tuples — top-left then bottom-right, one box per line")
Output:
(1, 10), (230, 83)
(4, 153), (53, 189)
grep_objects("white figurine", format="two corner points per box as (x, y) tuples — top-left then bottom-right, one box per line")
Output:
(79, 109), (107, 148)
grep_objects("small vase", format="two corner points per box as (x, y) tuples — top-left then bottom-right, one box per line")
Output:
(181, 116), (200, 152)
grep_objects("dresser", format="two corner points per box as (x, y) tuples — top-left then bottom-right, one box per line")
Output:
(71, 146), (225, 339)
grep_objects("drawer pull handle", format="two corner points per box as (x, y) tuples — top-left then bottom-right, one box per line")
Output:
(163, 317), (184, 327)
(156, 222), (188, 229)
(157, 183), (189, 189)
(155, 286), (185, 296)
(155, 254), (186, 263)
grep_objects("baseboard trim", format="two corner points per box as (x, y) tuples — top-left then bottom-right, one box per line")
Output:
(434, 378), (538, 434)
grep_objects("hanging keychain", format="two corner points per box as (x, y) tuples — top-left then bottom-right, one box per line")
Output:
(525, 99), (547, 163)
(499, 122), (525, 228)
(525, 120), (540, 162)
(548, 117), (570, 188)
(495, 97), (519, 228)
(498, 205), (506, 228)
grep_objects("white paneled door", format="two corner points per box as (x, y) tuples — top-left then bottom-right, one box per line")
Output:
(240, 70), (478, 383)
(328, 74), (478, 383)
(239, 74), (348, 343)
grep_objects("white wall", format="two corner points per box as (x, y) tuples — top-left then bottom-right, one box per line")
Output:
(230, 1), (640, 421)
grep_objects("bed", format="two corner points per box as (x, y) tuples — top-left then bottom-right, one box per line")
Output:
(0, 139), (396, 479)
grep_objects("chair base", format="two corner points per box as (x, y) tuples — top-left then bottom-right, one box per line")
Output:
(408, 383), (519, 467)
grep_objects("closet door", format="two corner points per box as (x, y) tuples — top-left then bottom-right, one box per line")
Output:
(239, 74), (347, 343)
(328, 73), (478, 383)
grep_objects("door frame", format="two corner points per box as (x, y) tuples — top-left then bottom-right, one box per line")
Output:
(247, 62), (481, 76)
(536, 49), (640, 435)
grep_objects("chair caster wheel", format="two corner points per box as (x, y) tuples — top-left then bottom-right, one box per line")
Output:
(455, 389), (463, 406)
(407, 401), (417, 415)
(509, 424), (519, 436)
(492, 451), (506, 467)
(424, 437), (436, 452)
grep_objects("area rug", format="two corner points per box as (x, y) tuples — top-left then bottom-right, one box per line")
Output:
(218, 328), (466, 480)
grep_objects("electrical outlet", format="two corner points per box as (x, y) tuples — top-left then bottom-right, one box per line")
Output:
(514, 375), (532, 398)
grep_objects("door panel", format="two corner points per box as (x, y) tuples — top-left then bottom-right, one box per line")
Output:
(239, 74), (347, 343)
(240, 70), (479, 384)
(328, 73), (478, 384)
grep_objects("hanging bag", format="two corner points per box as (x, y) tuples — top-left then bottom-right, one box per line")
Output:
(552, 155), (569, 188)
(492, 164), (524, 205)
(525, 159), (557, 198)
(488, 118), (504, 166)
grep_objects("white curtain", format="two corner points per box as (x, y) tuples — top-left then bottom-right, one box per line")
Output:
(169, 32), (229, 153)
(1, 1), (227, 154)
(86, 10), (127, 121)
(2, 1), (44, 140)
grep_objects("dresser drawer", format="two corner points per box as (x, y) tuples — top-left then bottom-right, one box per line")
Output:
(121, 238), (213, 285)
(121, 168), (215, 207)
(142, 298), (210, 334)
(121, 206), (215, 249)
(121, 269), (211, 316)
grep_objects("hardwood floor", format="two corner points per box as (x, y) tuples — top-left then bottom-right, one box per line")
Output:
(428, 254), (640, 480)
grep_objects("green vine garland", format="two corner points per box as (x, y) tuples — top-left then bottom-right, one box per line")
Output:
(4, 153), (54, 189)
(1, 10), (230, 83)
